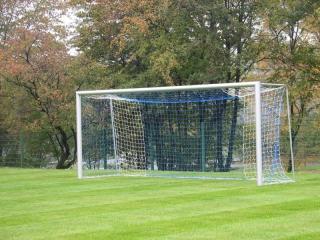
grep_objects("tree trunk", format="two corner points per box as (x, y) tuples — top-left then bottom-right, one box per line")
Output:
(225, 97), (239, 171)
(287, 102), (304, 172)
(215, 100), (226, 171)
(198, 102), (206, 172)
(154, 112), (164, 170)
(142, 104), (151, 170)
(168, 116), (175, 171)
(55, 126), (75, 169)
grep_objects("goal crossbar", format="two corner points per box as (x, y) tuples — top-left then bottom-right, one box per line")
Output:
(76, 81), (284, 96)
(76, 81), (293, 186)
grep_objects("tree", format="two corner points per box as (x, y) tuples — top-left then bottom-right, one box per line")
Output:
(72, 0), (265, 171)
(73, 0), (262, 85)
(0, 0), (78, 168)
(261, 0), (320, 171)
(0, 0), (34, 167)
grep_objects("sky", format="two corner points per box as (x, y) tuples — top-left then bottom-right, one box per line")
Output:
(61, 9), (80, 56)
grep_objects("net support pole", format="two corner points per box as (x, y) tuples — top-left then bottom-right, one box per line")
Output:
(76, 93), (83, 179)
(109, 99), (118, 171)
(286, 87), (295, 175)
(200, 121), (206, 172)
(255, 82), (263, 186)
(19, 131), (24, 168)
(103, 128), (107, 169)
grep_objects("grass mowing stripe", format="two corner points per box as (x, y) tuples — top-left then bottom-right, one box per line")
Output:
(1, 197), (318, 239)
(43, 200), (320, 240)
(1, 176), (319, 219)
(0, 168), (319, 240)
(1, 179), (318, 219)
(1, 186), (318, 225)
(278, 232), (320, 240)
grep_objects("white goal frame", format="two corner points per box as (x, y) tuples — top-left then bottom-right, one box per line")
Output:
(76, 81), (294, 186)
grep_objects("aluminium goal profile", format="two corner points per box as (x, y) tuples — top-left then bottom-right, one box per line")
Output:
(76, 81), (294, 186)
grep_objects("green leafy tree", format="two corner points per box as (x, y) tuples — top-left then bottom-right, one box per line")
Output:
(261, 0), (320, 171)
(0, 0), (79, 168)
(72, 0), (264, 171)
(72, 0), (262, 86)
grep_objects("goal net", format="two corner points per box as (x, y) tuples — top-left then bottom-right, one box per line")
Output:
(76, 82), (294, 185)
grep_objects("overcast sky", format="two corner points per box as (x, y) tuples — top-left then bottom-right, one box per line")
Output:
(61, 9), (79, 56)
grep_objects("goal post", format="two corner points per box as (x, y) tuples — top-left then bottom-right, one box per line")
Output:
(76, 81), (294, 185)
(76, 93), (83, 179)
(254, 82), (263, 186)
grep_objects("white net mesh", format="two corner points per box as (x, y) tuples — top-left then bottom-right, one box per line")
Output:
(112, 100), (147, 174)
(79, 85), (293, 184)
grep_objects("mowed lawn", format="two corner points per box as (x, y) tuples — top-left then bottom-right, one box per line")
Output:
(0, 168), (319, 240)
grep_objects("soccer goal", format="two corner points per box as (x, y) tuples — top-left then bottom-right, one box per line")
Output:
(76, 82), (294, 185)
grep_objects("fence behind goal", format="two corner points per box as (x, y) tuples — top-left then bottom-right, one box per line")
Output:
(76, 82), (294, 185)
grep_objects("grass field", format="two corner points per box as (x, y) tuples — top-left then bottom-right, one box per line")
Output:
(0, 168), (319, 240)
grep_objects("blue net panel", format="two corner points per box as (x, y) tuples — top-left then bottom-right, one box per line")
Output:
(109, 89), (237, 104)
